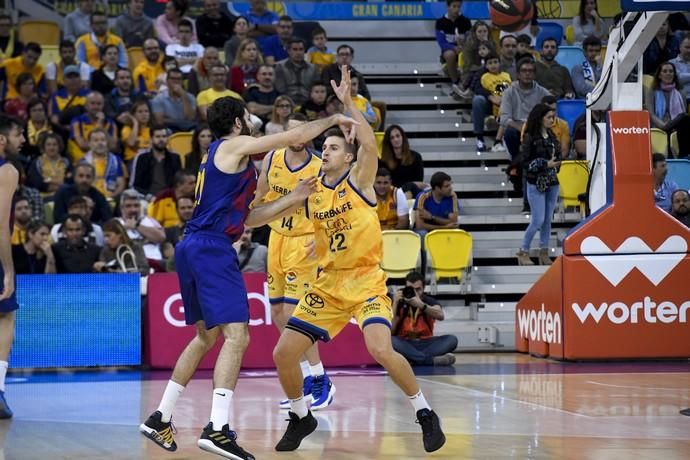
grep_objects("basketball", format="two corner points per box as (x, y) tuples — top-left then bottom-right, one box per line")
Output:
(489, 0), (534, 33)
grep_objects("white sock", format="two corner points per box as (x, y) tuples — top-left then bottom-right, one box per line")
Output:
(289, 395), (309, 418)
(409, 390), (431, 412)
(0, 361), (7, 392)
(309, 362), (324, 377)
(157, 380), (185, 422)
(300, 361), (311, 379)
(210, 388), (233, 431)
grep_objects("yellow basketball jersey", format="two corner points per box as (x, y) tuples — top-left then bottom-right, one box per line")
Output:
(265, 148), (322, 236)
(307, 172), (383, 270)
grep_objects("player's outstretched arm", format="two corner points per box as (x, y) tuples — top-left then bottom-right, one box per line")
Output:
(331, 66), (379, 188)
(245, 176), (318, 228)
(0, 164), (18, 300)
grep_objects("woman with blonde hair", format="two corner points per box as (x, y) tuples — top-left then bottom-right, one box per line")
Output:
(229, 38), (264, 94)
(94, 219), (150, 276)
(265, 95), (295, 135)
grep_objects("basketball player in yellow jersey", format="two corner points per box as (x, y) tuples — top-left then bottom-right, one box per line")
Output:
(253, 113), (336, 411)
(272, 67), (446, 453)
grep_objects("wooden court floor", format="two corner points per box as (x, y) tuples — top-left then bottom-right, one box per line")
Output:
(1, 353), (689, 459)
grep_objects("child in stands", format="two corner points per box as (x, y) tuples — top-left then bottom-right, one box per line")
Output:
(481, 53), (512, 152)
(306, 27), (336, 72)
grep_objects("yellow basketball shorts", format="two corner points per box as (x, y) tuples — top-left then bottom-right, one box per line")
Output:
(267, 232), (317, 305)
(286, 265), (392, 342)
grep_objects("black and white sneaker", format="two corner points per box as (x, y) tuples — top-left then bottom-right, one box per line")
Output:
(275, 411), (318, 451)
(416, 409), (446, 452)
(197, 422), (255, 460)
(139, 410), (177, 452)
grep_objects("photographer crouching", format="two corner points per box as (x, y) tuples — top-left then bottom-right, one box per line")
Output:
(391, 271), (458, 366)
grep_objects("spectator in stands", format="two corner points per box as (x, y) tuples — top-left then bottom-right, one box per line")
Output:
(670, 33), (690, 103)
(133, 39), (164, 96)
(186, 123), (212, 173)
(644, 19), (680, 75)
(51, 214), (101, 273)
(500, 58), (551, 161)
(652, 153), (678, 212)
(262, 15), (293, 65)
(118, 189), (166, 263)
(155, 0), (197, 46)
(322, 45), (371, 100)
(498, 35), (518, 80)
(69, 91), (118, 162)
(197, 64), (242, 121)
(0, 14), (23, 64)
(306, 26), (336, 72)
(645, 61), (690, 155)
(27, 133), (71, 194)
(380, 125), (425, 193)
(536, 38), (575, 99)
(115, 0), (155, 48)
(435, 0), (472, 96)
(516, 103), (562, 266)
(391, 271), (457, 367)
(64, 0), (95, 42)
(514, 34), (538, 64)
(244, 64), (281, 123)
(104, 68), (139, 125)
(10, 197), (31, 245)
(45, 40), (90, 94)
(670, 189), (690, 227)
(460, 40), (496, 96)
(297, 81), (327, 121)
(151, 68), (197, 132)
(53, 163), (112, 224)
(120, 100), (152, 165)
(229, 38), (264, 94)
(90, 44), (126, 95)
(79, 129), (127, 199)
(51, 195), (104, 246)
(375, 168), (409, 230)
(130, 126), (182, 198)
(0, 43), (44, 101)
(163, 195), (194, 247)
(165, 19), (204, 75)
(459, 20), (493, 91)
(187, 47), (220, 95)
(26, 99), (56, 158)
(147, 170), (196, 228)
(479, 53), (512, 152)
(12, 221), (55, 274)
(94, 219), (149, 275)
(349, 75), (378, 128)
(274, 38), (320, 106)
(3, 73), (36, 122)
(540, 95), (571, 158)
(573, 0), (607, 43)
(246, 0), (279, 40)
(5, 158), (45, 223)
(224, 16), (250, 66)
(232, 226), (267, 273)
(413, 172), (459, 233)
(197, 0), (235, 49)
(265, 95), (295, 135)
(49, 66), (89, 131)
(76, 11), (127, 70)
(571, 36), (603, 99)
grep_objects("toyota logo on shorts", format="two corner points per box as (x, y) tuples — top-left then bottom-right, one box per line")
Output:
(305, 293), (324, 308)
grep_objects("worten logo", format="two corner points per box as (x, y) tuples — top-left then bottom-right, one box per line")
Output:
(517, 304), (561, 344)
(572, 297), (690, 325)
(612, 126), (649, 134)
(580, 235), (687, 286)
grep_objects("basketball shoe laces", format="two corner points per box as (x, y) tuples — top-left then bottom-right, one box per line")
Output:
(159, 420), (177, 445)
(310, 375), (325, 400)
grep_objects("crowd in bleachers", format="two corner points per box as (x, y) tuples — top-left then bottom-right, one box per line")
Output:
(3, 0), (690, 278)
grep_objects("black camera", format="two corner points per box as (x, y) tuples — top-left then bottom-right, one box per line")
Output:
(402, 286), (415, 299)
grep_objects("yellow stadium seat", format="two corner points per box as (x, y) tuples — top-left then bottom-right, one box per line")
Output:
(127, 47), (145, 71)
(670, 131), (679, 157)
(18, 20), (60, 46)
(650, 128), (668, 156)
(374, 131), (384, 159)
(424, 229), (472, 294)
(44, 201), (54, 226)
(643, 74), (654, 93)
(37, 45), (60, 69)
(381, 230), (421, 280)
(167, 131), (193, 166)
(565, 24), (575, 44)
(557, 160), (589, 216)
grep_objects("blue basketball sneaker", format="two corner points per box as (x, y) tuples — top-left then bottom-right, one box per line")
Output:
(0, 390), (13, 419)
(279, 376), (313, 410)
(309, 373), (335, 411)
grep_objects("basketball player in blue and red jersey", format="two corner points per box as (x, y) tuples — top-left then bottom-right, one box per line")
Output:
(140, 96), (359, 459)
(0, 115), (23, 419)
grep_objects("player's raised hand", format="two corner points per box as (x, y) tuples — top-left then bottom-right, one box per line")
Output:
(333, 114), (359, 143)
(293, 176), (319, 200)
(331, 66), (353, 106)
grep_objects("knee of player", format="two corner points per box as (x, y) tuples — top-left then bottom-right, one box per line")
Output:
(222, 327), (250, 350)
(366, 341), (394, 364)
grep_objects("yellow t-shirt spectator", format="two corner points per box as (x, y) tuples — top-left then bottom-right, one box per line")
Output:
(0, 56), (45, 99)
(480, 71), (512, 117)
(121, 125), (151, 163)
(196, 88), (243, 107)
(133, 59), (164, 94)
(75, 32), (128, 69)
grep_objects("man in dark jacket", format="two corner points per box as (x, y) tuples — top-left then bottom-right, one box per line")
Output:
(53, 163), (112, 224)
(51, 214), (101, 273)
(130, 126), (182, 198)
(322, 44), (371, 100)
